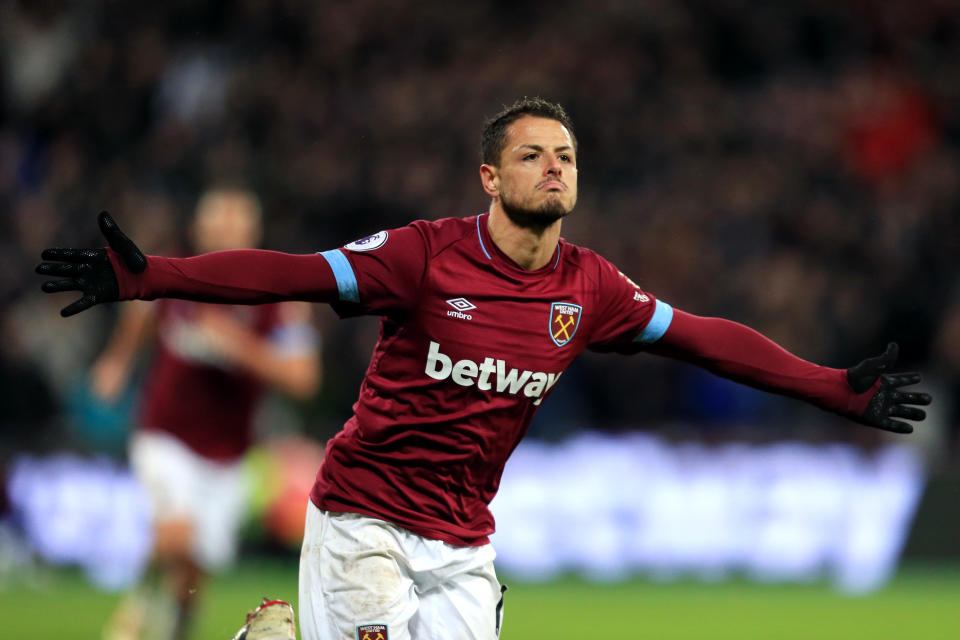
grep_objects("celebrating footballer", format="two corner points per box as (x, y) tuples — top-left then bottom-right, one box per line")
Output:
(37, 98), (931, 640)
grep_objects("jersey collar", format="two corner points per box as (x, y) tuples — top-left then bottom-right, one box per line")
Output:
(476, 212), (563, 277)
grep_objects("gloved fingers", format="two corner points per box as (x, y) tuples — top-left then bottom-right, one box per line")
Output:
(890, 390), (932, 406)
(61, 294), (97, 318)
(36, 262), (91, 277)
(41, 279), (82, 293)
(862, 342), (899, 374)
(847, 342), (899, 393)
(98, 211), (147, 274)
(888, 405), (926, 421)
(875, 418), (914, 434)
(883, 372), (922, 388)
(40, 247), (101, 263)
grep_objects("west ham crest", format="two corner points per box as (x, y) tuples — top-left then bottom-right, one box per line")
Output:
(549, 302), (582, 347)
(357, 623), (388, 640)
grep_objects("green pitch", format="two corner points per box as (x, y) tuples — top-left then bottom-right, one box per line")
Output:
(2, 559), (958, 639)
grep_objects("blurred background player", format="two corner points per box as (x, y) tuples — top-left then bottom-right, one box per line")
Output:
(89, 187), (321, 640)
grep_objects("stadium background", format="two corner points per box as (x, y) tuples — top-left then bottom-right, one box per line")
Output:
(1, 0), (958, 638)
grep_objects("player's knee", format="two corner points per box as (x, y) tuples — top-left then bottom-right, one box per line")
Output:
(153, 518), (195, 561)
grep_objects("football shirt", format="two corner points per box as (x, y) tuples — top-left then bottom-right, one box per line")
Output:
(311, 213), (673, 545)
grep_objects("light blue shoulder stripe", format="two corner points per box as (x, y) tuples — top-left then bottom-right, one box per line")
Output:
(635, 300), (673, 343)
(318, 249), (359, 303)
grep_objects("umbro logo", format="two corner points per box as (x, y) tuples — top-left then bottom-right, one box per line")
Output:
(446, 298), (477, 311)
(446, 297), (476, 320)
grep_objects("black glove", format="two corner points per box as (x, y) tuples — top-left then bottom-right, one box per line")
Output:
(36, 211), (147, 317)
(846, 342), (932, 434)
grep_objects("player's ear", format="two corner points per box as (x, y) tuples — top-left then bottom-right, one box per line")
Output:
(479, 164), (499, 197)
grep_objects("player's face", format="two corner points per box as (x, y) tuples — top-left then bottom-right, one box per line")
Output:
(488, 116), (578, 228)
(192, 193), (262, 253)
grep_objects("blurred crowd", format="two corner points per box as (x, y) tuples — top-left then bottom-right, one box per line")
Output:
(1, 0), (958, 464)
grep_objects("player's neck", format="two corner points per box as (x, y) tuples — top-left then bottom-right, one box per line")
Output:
(486, 206), (561, 271)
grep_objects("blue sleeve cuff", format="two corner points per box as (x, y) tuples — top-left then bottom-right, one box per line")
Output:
(319, 249), (360, 303)
(634, 300), (673, 344)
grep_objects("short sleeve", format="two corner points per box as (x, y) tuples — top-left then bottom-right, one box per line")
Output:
(318, 223), (428, 317)
(587, 257), (673, 354)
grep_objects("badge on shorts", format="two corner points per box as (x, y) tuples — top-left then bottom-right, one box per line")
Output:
(549, 301), (582, 347)
(357, 623), (389, 640)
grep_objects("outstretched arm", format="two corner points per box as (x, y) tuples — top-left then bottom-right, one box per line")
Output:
(37, 212), (339, 315)
(649, 310), (931, 433)
(111, 248), (340, 305)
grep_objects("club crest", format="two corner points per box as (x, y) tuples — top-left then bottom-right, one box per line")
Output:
(357, 624), (388, 640)
(549, 302), (582, 347)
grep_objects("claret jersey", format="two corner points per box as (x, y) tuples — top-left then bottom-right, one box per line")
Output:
(140, 300), (314, 461)
(310, 213), (673, 546)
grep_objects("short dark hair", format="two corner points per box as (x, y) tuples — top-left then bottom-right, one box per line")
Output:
(481, 97), (577, 166)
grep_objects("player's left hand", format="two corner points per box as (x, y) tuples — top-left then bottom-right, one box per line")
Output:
(192, 308), (253, 361)
(846, 342), (932, 434)
(36, 211), (146, 317)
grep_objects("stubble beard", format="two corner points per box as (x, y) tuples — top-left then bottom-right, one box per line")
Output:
(500, 190), (574, 234)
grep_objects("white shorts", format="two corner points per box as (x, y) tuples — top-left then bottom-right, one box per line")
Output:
(299, 503), (506, 640)
(129, 430), (248, 571)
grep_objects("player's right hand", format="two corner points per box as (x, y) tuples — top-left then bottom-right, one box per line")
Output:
(846, 342), (932, 434)
(36, 211), (147, 317)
